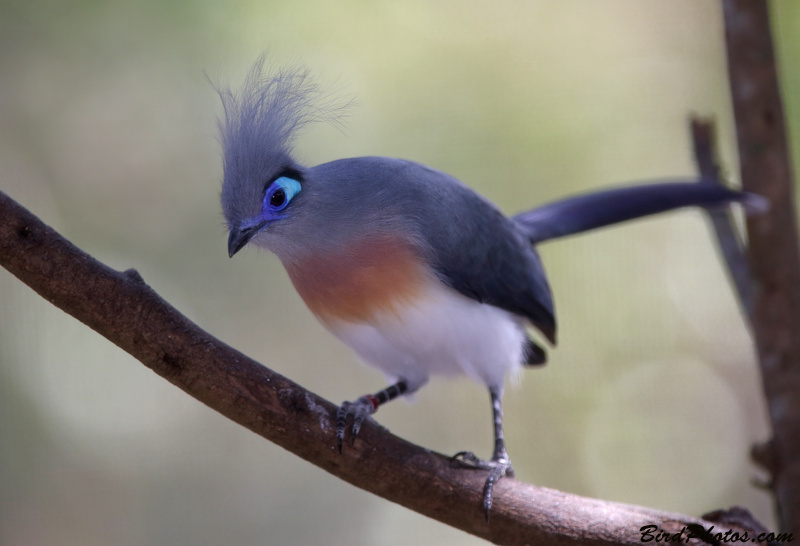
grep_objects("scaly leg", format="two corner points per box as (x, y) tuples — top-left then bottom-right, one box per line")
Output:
(336, 379), (409, 451)
(452, 386), (514, 520)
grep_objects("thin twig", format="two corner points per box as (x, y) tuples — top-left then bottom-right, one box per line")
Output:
(690, 116), (756, 324)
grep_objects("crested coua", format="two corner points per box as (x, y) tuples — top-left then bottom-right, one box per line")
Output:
(219, 58), (759, 516)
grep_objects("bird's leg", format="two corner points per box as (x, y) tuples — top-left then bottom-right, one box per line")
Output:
(337, 379), (408, 452)
(452, 386), (514, 520)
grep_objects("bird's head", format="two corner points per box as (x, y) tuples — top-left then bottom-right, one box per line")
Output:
(225, 170), (305, 258)
(218, 57), (347, 260)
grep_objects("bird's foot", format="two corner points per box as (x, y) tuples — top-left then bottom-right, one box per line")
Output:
(336, 395), (378, 452)
(451, 451), (514, 521)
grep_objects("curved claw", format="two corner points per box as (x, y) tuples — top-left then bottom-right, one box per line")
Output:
(451, 451), (514, 521)
(451, 451), (485, 468)
(481, 459), (512, 519)
(336, 396), (376, 452)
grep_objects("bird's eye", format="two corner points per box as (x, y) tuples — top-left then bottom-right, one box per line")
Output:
(270, 188), (286, 208)
(263, 176), (302, 213)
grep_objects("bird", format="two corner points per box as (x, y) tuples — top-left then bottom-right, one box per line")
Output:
(218, 58), (761, 517)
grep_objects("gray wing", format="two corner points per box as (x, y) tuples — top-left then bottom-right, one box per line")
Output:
(401, 161), (557, 343)
(307, 157), (556, 342)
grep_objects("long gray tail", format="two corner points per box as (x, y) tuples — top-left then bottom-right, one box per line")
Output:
(512, 179), (766, 245)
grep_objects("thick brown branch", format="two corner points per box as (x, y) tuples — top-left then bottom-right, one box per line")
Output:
(722, 0), (800, 535)
(0, 190), (761, 544)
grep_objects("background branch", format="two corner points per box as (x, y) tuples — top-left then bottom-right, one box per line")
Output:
(722, 0), (800, 534)
(0, 189), (763, 544)
(691, 117), (756, 324)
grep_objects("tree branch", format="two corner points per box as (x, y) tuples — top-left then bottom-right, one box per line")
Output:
(0, 189), (763, 544)
(722, 0), (800, 535)
(691, 117), (756, 324)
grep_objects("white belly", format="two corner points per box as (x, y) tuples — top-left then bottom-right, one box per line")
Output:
(325, 281), (527, 391)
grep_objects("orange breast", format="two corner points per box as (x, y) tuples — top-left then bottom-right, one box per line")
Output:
(284, 235), (429, 324)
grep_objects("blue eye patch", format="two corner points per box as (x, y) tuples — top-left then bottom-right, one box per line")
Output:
(263, 176), (302, 214)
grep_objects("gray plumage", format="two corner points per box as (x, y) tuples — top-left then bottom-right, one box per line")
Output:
(218, 58), (346, 231)
(302, 157), (556, 339)
(217, 59), (758, 360)
(218, 58), (758, 517)
(219, 62), (556, 342)
(515, 181), (758, 245)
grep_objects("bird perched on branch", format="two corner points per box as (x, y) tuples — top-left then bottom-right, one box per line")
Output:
(219, 58), (761, 518)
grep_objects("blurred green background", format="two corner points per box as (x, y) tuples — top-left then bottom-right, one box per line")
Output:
(1, 1), (798, 544)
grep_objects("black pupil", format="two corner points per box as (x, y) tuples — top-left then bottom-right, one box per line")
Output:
(270, 188), (286, 208)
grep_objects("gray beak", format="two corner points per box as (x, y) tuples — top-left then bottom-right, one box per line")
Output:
(228, 221), (266, 258)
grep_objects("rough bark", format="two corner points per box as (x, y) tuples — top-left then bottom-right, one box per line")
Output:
(722, 0), (800, 534)
(0, 190), (762, 544)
